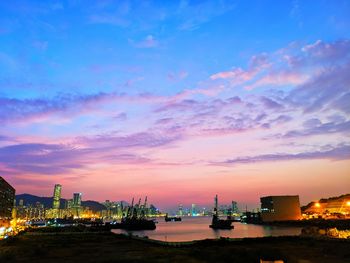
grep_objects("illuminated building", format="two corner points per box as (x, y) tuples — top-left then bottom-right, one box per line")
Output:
(27, 202), (45, 219)
(231, 201), (239, 214)
(52, 184), (62, 209)
(64, 199), (73, 209)
(149, 204), (159, 216)
(73, 193), (82, 217)
(191, 204), (196, 216)
(178, 204), (183, 216)
(303, 194), (350, 216)
(73, 193), (82, 207)
(102, 200), (124, 219)
(0, 176), (15, 224)
(260, 195), (302, 222)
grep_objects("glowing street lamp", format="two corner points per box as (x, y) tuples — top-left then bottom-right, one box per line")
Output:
(315, 202), (321, 208)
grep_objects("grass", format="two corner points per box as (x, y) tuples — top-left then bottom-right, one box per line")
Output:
(0, 230), (349, 263)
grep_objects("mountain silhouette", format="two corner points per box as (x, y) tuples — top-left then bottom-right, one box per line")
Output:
(15, 193), (106, 212)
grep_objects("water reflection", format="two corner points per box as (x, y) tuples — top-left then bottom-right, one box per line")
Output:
(111, 216), (301, 242)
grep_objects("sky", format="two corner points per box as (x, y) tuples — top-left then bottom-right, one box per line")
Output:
(0, 0), (349, 210)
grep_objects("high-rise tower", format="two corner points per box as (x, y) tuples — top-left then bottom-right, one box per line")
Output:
(72, 193), (82, 218)
(52, 184), (62, 210)
(73, 193), (82, 207)
(178, 204), (183, 216)
(191, 203), (196, 216)
(0, 176), (15, 220)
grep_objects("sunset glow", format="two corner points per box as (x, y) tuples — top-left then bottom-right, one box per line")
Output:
(0, 0), (349, 210)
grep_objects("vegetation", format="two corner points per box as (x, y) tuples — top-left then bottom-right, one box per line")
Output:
(0, 229), (349, 263)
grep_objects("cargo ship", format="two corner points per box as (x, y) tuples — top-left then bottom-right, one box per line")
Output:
(119, 197), (156, 230)
(209, 195), (234, 230)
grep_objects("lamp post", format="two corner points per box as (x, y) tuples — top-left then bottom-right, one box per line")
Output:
(314, 202), (321, 218)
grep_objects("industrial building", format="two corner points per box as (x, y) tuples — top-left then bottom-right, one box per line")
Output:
(0, 176), (15, 225)
(260, 195), (301, 222)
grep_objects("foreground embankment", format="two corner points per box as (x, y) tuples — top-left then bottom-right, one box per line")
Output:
(260, 219), (350, 230)
(0, 227), (350, 263)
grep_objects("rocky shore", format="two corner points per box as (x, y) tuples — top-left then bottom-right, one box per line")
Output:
(260, 219), (350, 230)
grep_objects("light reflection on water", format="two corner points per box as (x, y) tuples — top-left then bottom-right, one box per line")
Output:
(111, 216), (302, 242)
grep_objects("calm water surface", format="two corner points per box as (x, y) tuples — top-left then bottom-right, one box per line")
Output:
(111, 216), (302, 242)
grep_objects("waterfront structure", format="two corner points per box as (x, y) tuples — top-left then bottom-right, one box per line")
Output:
(260, 195), (301, 222)
(303, 194), (350, 216)
(231, 201), (239, 214)
(0, 176), (15, 223)
(102, 200), (124, 219)
(241, 211), (261, 223)
(52, 184), (62, 209)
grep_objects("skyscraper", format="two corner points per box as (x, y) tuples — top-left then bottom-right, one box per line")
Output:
(231, 201), (239, 214)
(0, 176), (15, 220)
(178, 204), (183, 216)
(52, 184), (62, 209)
(73, 193), (82, 207)
(72, 193), (82, 218)
(191, 204), (196, 216)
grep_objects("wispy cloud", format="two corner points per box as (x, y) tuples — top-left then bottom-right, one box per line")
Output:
(210, 39), (350, 92)
(77, 131), (182, 149)
(0, 92), (116, 123)
(213, 144), (350, 166)
(177, 0), (236, 31)
(0, 143), (84, 175)
(274, 120), (350, 139)
(2, 39), (349, 186)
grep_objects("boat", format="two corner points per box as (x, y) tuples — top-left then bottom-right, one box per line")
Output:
(209, 195), (234, 230)
(119, 197), (156, 231)
(226, 215), (241, 222)
(120, 217), (156, 230)
(165, 213), (182, 222)
(105, 221), (122, 229)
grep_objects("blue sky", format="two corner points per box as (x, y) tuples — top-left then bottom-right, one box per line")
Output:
(0, 0), (349, 208)
(1, 0), (349, 98)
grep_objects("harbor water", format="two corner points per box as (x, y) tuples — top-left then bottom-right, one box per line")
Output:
(111, 216), (302, 242)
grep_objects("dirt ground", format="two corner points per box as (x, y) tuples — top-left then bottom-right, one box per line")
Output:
(1, 232), (349, 263)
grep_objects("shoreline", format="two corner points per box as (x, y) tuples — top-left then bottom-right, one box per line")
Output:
(1, 230), (350, 263)
(255, 218), (350, 230)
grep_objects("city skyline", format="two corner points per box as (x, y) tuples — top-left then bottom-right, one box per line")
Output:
(1, 1), (350, 210)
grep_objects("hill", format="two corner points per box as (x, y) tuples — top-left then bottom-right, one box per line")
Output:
(301, 193), (350, 213)
(15, 194), (106, 212)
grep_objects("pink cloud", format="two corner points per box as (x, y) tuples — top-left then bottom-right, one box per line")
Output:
(244, 71), (309, 90)
(210, 67), (258, 84)
(302, 39), (350, 61)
